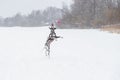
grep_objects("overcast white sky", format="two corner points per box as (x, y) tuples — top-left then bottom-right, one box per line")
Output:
(0, 0), (72, 18)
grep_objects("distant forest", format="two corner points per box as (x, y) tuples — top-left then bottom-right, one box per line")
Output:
(0, 7), (62, 27)
(0, 0), (120, 28)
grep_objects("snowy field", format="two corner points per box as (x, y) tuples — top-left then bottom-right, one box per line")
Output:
(0, 26), (120, 80)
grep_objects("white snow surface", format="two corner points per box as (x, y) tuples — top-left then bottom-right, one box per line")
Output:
(0, 26), (120, 80)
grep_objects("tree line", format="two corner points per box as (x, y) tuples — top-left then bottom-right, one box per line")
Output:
(0, 7), (62, 27)
(61, 0), (120, 28)
(0, 0), (120, 28)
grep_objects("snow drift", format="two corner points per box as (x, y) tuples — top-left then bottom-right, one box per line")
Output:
(0, 26), (120, 80)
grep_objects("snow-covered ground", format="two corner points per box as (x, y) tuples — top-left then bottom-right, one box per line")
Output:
(0, 26), (120, 80)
